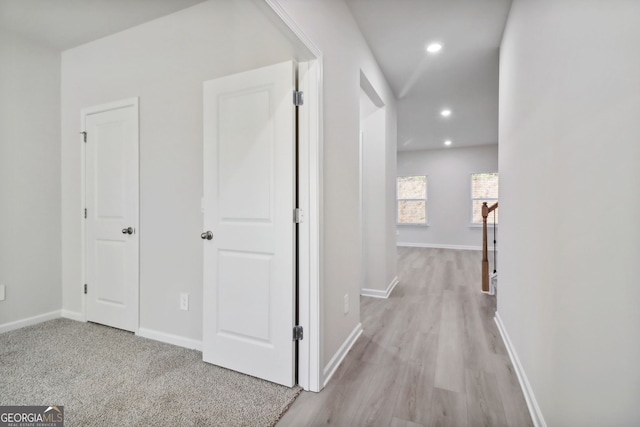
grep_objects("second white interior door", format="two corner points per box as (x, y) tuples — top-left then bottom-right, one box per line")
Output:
(202, 61), (297, 387)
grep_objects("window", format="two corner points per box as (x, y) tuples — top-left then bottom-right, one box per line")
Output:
(471, 173), (499, 224)
(397, 175), (427, 225)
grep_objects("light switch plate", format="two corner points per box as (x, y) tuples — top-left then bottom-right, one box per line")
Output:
(0, 284), (5, 301)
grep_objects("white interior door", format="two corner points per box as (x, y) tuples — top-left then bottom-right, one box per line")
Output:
(202, 61), (296, 386)
(84, 99), (139, 332)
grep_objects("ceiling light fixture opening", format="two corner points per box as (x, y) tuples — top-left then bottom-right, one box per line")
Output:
(440, 109), (452, 117)
(444, 140), (452, 146)
(426, 43), (442, 53)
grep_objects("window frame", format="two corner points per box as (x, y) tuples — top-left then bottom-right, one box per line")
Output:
(396, 175), (428, 226)
(470, 172), (499, 227)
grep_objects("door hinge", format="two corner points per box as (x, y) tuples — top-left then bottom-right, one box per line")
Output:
(293, 325), (303, 341)
(84, 208), (87, 219)
(80, 131), (87, 143)
(294, 208), (304, 224)
(84, 284), (87, 294)
(293, 90), (304, 106)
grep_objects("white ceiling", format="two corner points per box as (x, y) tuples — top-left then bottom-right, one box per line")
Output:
(1, 0), (510, 152)
(346, 0), (511, 151)
(0, 0), (207, 51)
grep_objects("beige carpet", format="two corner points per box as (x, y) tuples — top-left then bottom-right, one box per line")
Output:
(0, 319), (300, 426)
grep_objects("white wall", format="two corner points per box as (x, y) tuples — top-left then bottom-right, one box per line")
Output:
(397, 145), (498, 249)
(360, 89), (388, 293)
(0, 30), (61, 327)
(499, 1), (640, 425)
(277, 0), (398, 372)
(385, 98), (398, 291)
(61, 0), (310, 341)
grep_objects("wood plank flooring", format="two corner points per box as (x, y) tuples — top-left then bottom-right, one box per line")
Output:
(278, 247), (532, 427)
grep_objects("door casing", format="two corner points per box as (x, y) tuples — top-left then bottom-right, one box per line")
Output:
(267, 0), (324, 392)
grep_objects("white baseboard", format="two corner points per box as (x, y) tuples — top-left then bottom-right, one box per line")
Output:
(323, 322), (363, 387)
(494, 312), (547, 427)
(137, 327), (202, 351)
(397, 242), (482, 251)
(0, 313), (202, 354)
(61, 310), (85, 322)
(0, 310), (61, 334)
(361, 276), (399, 299)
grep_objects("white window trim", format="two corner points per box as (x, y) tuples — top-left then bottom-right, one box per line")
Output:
(397, 175), (428, 226)
(470, 172), (498, 226)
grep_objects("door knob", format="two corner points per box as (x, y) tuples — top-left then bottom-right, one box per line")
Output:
(122, 227), (134, 235)
(201, 231), (213, 240)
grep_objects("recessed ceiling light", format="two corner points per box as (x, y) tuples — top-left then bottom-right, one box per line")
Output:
(444, 140), (452, 146)
(440, 109), (452, 117)
(426, 43), (442, 53)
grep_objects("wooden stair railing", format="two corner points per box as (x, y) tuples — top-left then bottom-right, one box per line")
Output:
(482, 201), (498, 293)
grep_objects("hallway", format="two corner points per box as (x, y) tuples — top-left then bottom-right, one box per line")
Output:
(279, 247), (532, 426)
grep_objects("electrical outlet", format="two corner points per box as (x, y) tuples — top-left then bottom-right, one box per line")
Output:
(0, 284), (5, 301)
(343, 293), (349, 314)
(180, 293), (189, 311)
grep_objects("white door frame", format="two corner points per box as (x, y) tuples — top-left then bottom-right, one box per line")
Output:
(80, 97), (140, 332)
(296, 60), (322, 392)
(267, 0), (323, 392)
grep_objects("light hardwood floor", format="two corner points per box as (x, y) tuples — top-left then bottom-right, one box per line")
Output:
(279, 247), (532, 427)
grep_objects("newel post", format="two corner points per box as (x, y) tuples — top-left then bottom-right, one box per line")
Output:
(482, 202), (490, 292)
